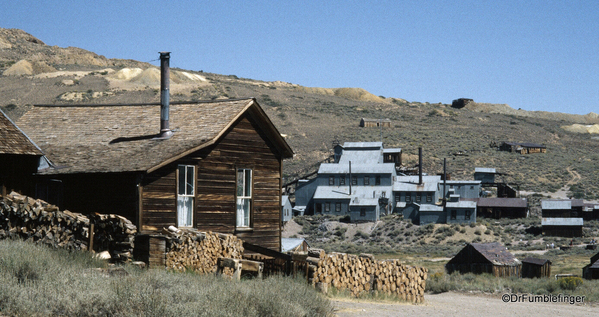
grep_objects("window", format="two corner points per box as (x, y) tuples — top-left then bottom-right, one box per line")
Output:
(364, 176), (370, 185)
(381, 191), (386, 198)
(395, 194), (401, 202)
(329, 176), (335, 185)
(360, 208), (366, 217)
(335, 202), (341, 212)
(352, 176), (358, 185)
(325, 202), (331, 212)
(465, 210), (471, 220)
(340, 175), (346, 185)
(405, 194), (412, 203)
(236, 168), (252, 227)
(177, 165), (195, 227)
(451, 210), (457, 220)
(375, 175), (381, 185)
(415, 194), (421, 203)
(426, 193), (433, 202)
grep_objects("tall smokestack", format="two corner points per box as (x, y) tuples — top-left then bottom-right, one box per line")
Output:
(158, 52), (173, 139)
(418, 147), (423, 185)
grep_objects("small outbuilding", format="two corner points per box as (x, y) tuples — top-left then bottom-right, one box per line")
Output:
(281, 195), (292, 222)
(499, 142), (546, 154)
(582, 252), (599, 280)
(521, 257), (551, 278)
(446, 242), (521, 277)
(451, 98), (473, 109)
(281, 238), (310, 253)
(359, 118), (392, 128)
(542, 217), (583, 237)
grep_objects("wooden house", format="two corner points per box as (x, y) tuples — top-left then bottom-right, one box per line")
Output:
(359, 118), (392, 128)
(476, 198), (529, 218)
(582, 252), (599, 280)
(542, 217), (583, 237)
(446, 242), (521, 277)
(499, 142), (546, 154)
(12, 98), (293, 251)
(521, 257), (551, 278)
(0, 108), (46, 197)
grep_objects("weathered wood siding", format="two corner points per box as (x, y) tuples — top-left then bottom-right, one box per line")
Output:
(140, 113), (283, 251)
(522, 263), (551, 278)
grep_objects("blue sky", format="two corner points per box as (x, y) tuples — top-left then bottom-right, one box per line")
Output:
(4, 1), (598, 115)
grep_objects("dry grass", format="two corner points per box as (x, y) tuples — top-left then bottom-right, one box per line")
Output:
(0, 239), (333, 317)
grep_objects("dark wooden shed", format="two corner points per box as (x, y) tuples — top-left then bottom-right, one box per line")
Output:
(521, 257), (551, 278)
(359, 118), (392, 128)
(451, 98), (473, 109)
(499, 142), (546, 154)
(12, 98), (293, 251)
(582, 252), (599, 280)
(446, 242), (521, 277)
(476, 198), (528, 218)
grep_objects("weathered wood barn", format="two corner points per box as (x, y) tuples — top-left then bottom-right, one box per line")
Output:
(521, 257), (551, 278)
(476, 198), (529, 218)
(541, 217), (583, 237)
(451, 98), (473, 109)
(582, 252), (599, 280)
(359, 118), (392, 128)
(446, 243), (521, 277)
(499, 142), (546, 154)
(0, 109), (46, 197)
(11, 98), (293, 251)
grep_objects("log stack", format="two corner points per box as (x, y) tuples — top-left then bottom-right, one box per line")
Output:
(308, 249), (427, 302)
(0, 192), (136, 262)
(163, 227), (244, 275)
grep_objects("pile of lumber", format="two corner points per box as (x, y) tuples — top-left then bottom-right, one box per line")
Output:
(307, 249), (427, 302)
(0, 192), (136, 262)
(163, 227), (244, 275)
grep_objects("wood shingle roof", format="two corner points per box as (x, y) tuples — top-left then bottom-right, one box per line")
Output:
(16, 98), (292, 174)
(0, 108), (42, 156)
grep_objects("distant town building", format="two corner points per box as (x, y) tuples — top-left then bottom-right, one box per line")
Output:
(359, 118), (392, 128)
(451, 98), (473, 109)
(499, 142), (546, 154)
(446, 243), (521, 277)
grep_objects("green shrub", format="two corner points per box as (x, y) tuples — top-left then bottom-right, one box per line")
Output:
(558, 277), (583, 291)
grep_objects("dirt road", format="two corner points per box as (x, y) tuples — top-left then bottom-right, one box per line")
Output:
(332, 292), (596, 317)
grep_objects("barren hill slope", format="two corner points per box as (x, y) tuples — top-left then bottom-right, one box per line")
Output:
(1, 28), (599, 199)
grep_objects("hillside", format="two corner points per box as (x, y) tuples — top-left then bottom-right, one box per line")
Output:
(2, 28), (599, 199)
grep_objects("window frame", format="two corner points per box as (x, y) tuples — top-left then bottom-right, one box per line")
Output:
(415, 194), (421, 203)
(426, 193), (433, 202)
(335, 202), (341, 212)
(364, 176), (370, 185)
(405, 193), (412, 203)
(340, 175), (346, 185)
(236, 168), (253, 228)
(177, 164), (195, 227)
(375, 175), (381, 185)
(360, 208), (366, 217)
(465, 210), (471, 220)
(451, 210), (457, 220)
(325, 202), (331, 212)
(351, 176), (358, 185)
(329, 175), (335, 186)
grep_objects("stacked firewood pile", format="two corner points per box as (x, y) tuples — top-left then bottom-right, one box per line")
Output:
(163, 227), (244, 275)
(89, 213), (137, 262)
(307, 249), (427, 302)
(0, 192), (136, 261)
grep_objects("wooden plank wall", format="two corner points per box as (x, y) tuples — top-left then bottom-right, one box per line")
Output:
(141, 113), (283, 251)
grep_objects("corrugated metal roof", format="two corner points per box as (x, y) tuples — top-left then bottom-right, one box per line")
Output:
(0, 108), (43, 156)
(341, 142), (383, 149)
(470, 243), (521, 266)
(542, 217), (583, 226)
(350, 197), (379, 206)
(16, 99), (293, 174)
(443, 180), (482, 185)
(281, 238), (308, 253)
(318, 163), (395, 174)
(313, 185), (392, 202)
(382, 148), (401, 153)
(446, 200), (477, 209)
(521, 257), (551, 266)
(541, 200), (571, 210)
(474, 167), (496, 174)
(393, 175), (440, 192)
(477, 198), (528, 208)
(282, 195), (290, 207)
(419, 204), (444, 212)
